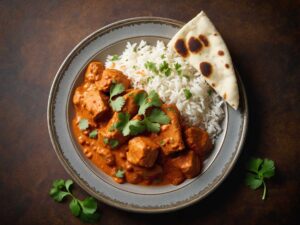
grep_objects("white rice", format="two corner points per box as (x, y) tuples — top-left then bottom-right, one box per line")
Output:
(105, 41), (225, 140)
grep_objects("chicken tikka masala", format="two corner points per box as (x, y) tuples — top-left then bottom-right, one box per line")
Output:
(72, 61), (213, 185)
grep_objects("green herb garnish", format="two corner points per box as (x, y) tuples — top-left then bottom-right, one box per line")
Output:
(135, 90), (162, 115)
(147, 108), (170, 124)
(183, 89), (192, 100)
(109, 83), (125, 112)
(78, 119), (89, 130)
(88, 129), (98, 139)
(103, 137), (119, 148)
(49, 179), (100, 223)
(245, 158), (275, 200)
(174, 62), (182, 75)
(207, 89), (213, 96)
(110, 91), (169, 136)
(115, 169), (125, 178)
(144, 61), (158, 74)
(160, 54), (165, 59)
(159, 61), (171, 76)
(111, 54), (120, 61)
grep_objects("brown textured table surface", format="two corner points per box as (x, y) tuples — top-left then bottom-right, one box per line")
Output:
(0, 0), (299, 224)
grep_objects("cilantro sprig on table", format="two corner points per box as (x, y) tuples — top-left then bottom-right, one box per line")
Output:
(109, 83), (125, 112)
(245, 158), (275, 200)
(49, 179), (100, 223)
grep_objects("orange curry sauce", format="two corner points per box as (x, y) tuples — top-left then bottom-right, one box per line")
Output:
(72, 61), (213, 185)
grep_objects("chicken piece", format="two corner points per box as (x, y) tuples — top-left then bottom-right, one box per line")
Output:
(84, 61), (104, 82)
(134, 164), (163, 181)
(184, 127), (212, 157)
(127, 136), (159, 168)
(73, 88), (109, 121)
(96, 147), (115, 166)
(164, 162), (185, 185)
(122, 89), (146, 116)
(171, 151), (202, 179)
(99, 112), (128, 148)
(157, 104), (185, 155)
(96, 69), (131, 92)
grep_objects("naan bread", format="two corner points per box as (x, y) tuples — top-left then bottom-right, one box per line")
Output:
(168, 11), (239, 110)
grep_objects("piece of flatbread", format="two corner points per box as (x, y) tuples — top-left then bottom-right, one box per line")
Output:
(168, 11), (239, 110)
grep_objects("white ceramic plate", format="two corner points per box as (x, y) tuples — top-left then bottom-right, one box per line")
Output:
(47, 17), (248, 213)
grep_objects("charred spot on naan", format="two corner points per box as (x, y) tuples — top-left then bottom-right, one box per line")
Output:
(225, 64), (230, 68)
(199, 35), (209, 47)
(175, 39), (189, 57)
(200, 62), (213, 77)
(188, 37), (203, 53)
(218, 50), (224, 56)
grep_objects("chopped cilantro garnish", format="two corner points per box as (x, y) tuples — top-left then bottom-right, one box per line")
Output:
(111, 55), (120, 61)
(78, 119), (89, 130)
(115, 169), (125, 178)
(183, 89), (192, 100)
(89, 129), (98, 139)
(144, 61), (158, 74)
(159, 61), (171, 76)
(103, 137), (119, 148)
(174, 62), (182, 75)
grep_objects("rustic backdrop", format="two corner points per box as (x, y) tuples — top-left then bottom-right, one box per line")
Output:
(0, 0), (299, 224)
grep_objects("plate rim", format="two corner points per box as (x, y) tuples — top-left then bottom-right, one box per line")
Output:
(47, 16), (248, 213)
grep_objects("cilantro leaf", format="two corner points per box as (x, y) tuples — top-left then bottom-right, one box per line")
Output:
(144, 61), (158, 74)
(78, 119), (89, 130)
(103, 137), (119, 148)
(108, 139), (119, 148)
(174, 62), (182, 75)
(134, 92), (147, 106)
(115, 112), (130, 131)
(89, 129), (98, 139)
(123, 120), (145, 136)
(50, 179), (100, 223)
(69, 199), (81, 216)
(245, 173), (263, 189)
(260, 159), (275, 178)
(110, 83), (125, 100)
(115, 169), (125, 178)
(53, 179), (65, 189)
(148, 108), (170, 124)
(148, 90), (162, 107)
(144, 117), (160, 133)
(246, 157), (263, 173)
(245, 158), (275, 200)
(111, 54), (120, 61)
(183, 89), (192, 100)
(109, 83), (126, 112)
(81, 197), (97, 214)
(137, 91), (162, 115)
(159, 61), (171, 76)
(64, 179), (73, 192)
(110, 96), (125, 112)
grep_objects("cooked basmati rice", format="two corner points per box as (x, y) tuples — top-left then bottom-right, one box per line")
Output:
(105, 41), (224, 140)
